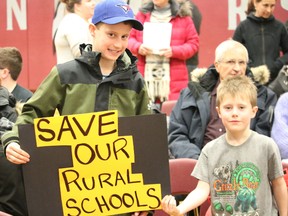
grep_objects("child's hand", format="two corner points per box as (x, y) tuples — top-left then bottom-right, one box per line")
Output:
(131, 211), (149, 216)
(161, 195), (182, 216)
(6, 142), (30, 164)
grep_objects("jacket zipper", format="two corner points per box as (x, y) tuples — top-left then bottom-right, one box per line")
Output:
(261, 23), (266, 65)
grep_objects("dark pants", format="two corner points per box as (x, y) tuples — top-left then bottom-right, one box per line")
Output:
(0, 149), (28, 216)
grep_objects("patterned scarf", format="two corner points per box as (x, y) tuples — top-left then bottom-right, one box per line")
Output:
(144, 4), (172, 102)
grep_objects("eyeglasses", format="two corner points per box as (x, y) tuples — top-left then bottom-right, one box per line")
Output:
(219, 60), (248, 67)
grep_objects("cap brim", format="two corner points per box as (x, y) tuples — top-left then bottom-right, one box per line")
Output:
(102, 17), (143, 31)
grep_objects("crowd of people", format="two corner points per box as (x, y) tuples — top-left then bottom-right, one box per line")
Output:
(0, 0), (288, 215)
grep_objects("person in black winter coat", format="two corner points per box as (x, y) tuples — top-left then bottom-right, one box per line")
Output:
(233, 0), (288, 83)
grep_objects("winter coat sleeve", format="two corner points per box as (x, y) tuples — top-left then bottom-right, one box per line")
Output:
(168, 88), (207, 159)
(134, 73), (153, 115)
(251, 85), (277, 137)
(127, 12), (146, 56)
(268, 23), (288, 78)
(232, 23), (243, 43)
(170, 16), (199, 60)
(274, 24), (288, 70)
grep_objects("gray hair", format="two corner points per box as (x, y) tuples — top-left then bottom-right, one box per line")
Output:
(215, 40), (248, 62)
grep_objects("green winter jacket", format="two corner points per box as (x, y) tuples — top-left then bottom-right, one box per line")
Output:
(1, 49), (152, 149)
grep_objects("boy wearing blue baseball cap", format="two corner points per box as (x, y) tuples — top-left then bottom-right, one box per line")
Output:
(86, 0), (144, 78)
(2, 1), (152, 215)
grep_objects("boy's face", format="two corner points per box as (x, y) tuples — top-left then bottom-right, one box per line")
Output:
(216, 94), (258, 134)
(89, 22), (132, 62)
(214, 47), (247, 81)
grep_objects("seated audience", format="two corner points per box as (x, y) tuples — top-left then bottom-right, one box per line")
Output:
(168, 40), (277, 159)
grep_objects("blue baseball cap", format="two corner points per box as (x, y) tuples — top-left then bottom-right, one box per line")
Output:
(92, 0), (143, 31)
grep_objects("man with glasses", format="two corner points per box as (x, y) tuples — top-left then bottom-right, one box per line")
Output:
(168, 39), (277, 160)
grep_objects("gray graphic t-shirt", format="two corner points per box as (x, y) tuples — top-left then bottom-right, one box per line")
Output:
(193, 131), (283, 216)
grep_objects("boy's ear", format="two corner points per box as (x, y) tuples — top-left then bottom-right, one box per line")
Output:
(0, 68), (9, 79)
(216, 106), (221, 118)
(251, 106), (258, 118)
(89, 24), (96, 37)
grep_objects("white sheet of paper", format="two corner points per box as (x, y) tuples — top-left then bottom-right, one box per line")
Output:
(143, 22), (172, 55)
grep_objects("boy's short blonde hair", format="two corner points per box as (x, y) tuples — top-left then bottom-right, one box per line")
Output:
(216, 76), (257, 107)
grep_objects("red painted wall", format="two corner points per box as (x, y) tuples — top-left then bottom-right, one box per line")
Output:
(0, 0), (56, 91)
(0, 0), (287, 91)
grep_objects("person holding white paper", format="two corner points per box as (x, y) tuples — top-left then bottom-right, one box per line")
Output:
(128, 0), (199, 103)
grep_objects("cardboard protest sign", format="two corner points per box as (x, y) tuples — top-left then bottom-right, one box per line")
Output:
(19, 111), (170, 216)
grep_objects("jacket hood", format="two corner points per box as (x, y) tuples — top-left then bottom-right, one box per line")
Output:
(247, 13), (275, 23)
(250, 65), (270, 85)
(189, 64), (270, 99)
(140, 0), (192, 17)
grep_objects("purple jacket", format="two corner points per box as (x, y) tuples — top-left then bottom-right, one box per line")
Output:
(271, 92), (288, 159)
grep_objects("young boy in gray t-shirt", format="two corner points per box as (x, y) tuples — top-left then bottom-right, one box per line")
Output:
(161, 76), (287, 216)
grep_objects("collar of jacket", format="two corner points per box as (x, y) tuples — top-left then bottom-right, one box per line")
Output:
(247, 12), (275, 23)
(140, 0), (192, 17)
(76, 48), (138, 84)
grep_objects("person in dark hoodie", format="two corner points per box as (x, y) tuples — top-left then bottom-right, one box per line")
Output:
(0, 84), (27, 216)
(1, 1), (152, 215)
(232, 0), (288, 84)
(168, 40), (277, 160)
